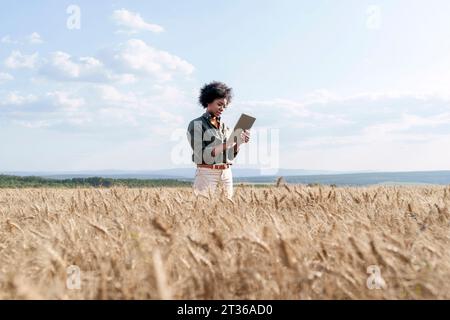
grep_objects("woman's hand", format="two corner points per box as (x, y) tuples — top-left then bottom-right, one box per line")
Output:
(214, 130), (250, 157)
(240, 129), (250, 144)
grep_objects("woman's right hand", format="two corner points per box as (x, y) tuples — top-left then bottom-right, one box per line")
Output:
(240, 129), (250, 144)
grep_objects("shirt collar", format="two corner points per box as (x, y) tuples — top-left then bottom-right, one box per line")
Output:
(202, 111), (221, 121)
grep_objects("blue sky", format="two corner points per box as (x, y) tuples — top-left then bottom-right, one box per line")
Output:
(1, 0), (450, 172)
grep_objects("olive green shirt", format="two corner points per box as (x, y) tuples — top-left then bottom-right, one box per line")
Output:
(187, 112), (239, 165)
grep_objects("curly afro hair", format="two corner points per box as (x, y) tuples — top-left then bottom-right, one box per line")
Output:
(198, 81), (233, 108)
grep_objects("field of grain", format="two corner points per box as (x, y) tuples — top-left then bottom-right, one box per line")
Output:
(1, 183), (450, 299)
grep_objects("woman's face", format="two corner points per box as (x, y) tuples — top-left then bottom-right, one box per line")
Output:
(207, 98), (228, 118)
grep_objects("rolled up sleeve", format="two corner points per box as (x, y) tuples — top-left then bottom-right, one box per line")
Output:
(187, 120), (204, 164)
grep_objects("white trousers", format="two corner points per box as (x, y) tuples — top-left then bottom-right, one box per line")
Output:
(193, 167), (234, 199)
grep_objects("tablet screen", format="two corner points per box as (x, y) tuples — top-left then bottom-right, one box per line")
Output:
(233, 113), (256, 131)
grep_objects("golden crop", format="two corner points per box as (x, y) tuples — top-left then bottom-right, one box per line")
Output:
(1, 184), (449, 299)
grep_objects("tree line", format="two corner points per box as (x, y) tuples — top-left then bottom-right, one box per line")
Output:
(0, 175), (191, 188)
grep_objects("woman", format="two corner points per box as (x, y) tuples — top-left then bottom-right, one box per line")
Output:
(187, 81), (250, 199)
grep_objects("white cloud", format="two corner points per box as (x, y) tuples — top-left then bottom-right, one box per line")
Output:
(106, 39), (194, 81)
(0, 72), (14, 84)
(85, 84), (186, 129)
(92, 84), (139, 107)
(240, 99), (307, 116)
(109, 73), (137, 84)
(43, 51), (103, 79)
(150, 84), (193, 108)
(112, 9), (164, 34)
(363, 113), (450, 135)
(0, 91), (37, 106)
(241, 90), (450, 119)
(11, 119), (53, 129)
(47, 91), (85, 109)
(29, 40), (194, 84)
(1, 35), (18, 44)
(1, 33), (44, 45)
(285, 133), (450, 172)
(0, 82), (193, 133)
(40, 51), (138, 84)
(28, 32), (44, 44)
(239, 98), (352, 126)
(239, 90), (450, 157)
(5, 51), (39, 69)
(48, 52), (81, 77)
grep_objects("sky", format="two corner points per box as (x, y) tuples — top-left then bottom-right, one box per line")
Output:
(1, 0), (450, 172)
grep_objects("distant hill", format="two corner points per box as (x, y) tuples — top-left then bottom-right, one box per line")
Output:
(3, 169), (449, 186)
(234, 170), (450, 186)
(1, 168), (350, 180)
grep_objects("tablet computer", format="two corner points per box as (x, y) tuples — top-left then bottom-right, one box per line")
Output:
(233, 113), (256, 132)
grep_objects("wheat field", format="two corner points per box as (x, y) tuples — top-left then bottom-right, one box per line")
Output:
(1, 183), (450, 299)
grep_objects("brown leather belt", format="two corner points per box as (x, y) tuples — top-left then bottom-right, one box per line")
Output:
(197, 163), (231, 170)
